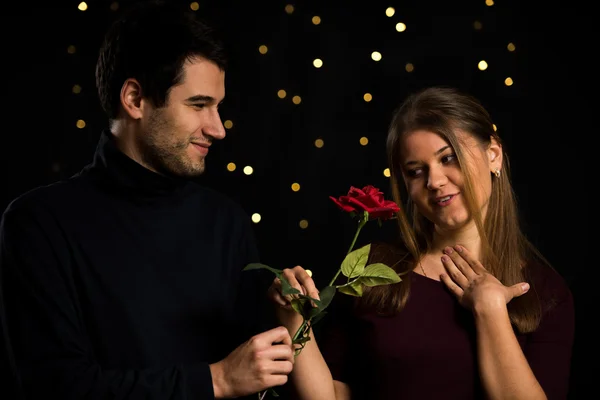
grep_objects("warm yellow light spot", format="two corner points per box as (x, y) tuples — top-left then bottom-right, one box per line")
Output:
(385, 7), (395, 17)
(383, 168), (391, 177)
(371, 51), (382, 61)
(291, 183), (301, 192)
(405, 63), (414, 72)
(190, 2), (199, 11)
(492, 124), (497, 132)
(359, 137), (369, 146)
(277, 89), (287, 98)
(251, 213), (261, 223)
(299, 220), (309, 229)
(285, 4), (294, 14)
(67, 45), (76, 54)
(243, 166), (254, 175)
(396, 22), (407, 32)
(224, 120), (233, 129)
(315, 138), (324, 148)
(507, 42), (516, 52)
(227, 162), (236, 171)
(485, 0), (494, 6)
(110, 2), (119, 11)
(474, 20), (482, 30)
(478, 60), (488, 70)
(78, 2), (88, 11)
(292, 96), (302, 105)
(312, 16), (321, 25)
(72, 84), (82, 94)
(313, 58), (323, 68)
(76, 119), (86, 129)
(504, 77), (514, 86)
(363, 93), (372, 102)
(259, 45), (268, 54)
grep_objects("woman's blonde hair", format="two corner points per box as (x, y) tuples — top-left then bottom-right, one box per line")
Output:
(360, 86), (546, 333)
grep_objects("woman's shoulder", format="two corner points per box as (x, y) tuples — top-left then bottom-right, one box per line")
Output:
(367, 240), (412, 266)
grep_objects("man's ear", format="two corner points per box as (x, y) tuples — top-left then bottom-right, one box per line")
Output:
(119, 78), (145, 120)
(488, 136), (503, 172)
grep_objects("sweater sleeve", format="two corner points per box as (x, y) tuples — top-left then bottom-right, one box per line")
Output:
(0, 205), (215, 400)
(524, 267), (575, 400)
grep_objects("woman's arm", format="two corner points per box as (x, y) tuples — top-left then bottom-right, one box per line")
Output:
(440, 245), (548, 400)
(268, 266), (351, 400)
(473, 304), (546, 399)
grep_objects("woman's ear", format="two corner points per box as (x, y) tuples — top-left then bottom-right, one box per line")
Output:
(487, 137), (503, 171)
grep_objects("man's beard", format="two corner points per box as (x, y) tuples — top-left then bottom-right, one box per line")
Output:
(139, 110), (206, 178)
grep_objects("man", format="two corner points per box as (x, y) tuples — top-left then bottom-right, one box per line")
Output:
(0, 1), (294, 398)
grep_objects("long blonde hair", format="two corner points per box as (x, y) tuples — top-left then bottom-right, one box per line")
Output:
(361, 86), (546, 333)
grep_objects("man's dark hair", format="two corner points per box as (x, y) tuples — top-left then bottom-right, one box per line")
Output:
(95, 0), (227, 120)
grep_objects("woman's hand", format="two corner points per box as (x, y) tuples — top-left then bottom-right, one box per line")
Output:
(439, 245), (530, 314)
(267, 266), (320, 327)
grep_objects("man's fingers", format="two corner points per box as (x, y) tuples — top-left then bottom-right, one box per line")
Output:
(264, 343), (295, 364)
(254, 326), (292, 347)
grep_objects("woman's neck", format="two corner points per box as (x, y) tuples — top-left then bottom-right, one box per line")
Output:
(430, 222), (482, 260)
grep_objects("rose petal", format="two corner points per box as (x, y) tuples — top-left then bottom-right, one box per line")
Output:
(329, 196), (357, 213)
(347, 186), (366, 197)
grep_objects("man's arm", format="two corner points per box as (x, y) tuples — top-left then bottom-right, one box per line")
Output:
(0, 207), (294, 399)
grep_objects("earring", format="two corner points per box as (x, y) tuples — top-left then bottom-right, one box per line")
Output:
(493, 168), (501, 178)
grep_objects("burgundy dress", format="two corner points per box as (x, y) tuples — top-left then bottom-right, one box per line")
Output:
(318, 246), (575, 400)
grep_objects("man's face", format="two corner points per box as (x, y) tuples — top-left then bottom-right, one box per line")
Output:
(139, 57), (226, 178)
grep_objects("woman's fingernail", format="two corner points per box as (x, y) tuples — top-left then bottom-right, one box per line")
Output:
(522, 283), (530, 292)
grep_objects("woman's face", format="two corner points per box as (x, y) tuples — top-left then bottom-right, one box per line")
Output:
(398, 129), (501, 232)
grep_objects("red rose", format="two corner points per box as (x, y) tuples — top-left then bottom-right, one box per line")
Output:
(329, 185), (400, 220)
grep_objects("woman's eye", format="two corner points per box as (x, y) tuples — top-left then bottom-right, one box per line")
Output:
(442, 154), (457, 164)
(406, 168), (423, 178)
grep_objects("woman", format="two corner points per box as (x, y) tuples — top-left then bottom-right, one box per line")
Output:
(269, 86), (575, 399)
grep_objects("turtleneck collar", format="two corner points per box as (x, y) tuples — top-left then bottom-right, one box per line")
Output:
(86, 129), (194, 198)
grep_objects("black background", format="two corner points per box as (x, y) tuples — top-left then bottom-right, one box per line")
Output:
(1, 0), (593, 398)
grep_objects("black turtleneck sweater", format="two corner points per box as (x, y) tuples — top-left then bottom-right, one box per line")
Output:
(0, 131), (274, 399)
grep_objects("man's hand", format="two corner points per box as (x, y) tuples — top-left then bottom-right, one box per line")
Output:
(209, 326), (294, 398)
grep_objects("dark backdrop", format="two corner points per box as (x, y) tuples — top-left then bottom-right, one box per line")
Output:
(1, 0), (592, 398)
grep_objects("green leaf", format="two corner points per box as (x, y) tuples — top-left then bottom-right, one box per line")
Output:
(340, 243), (370, 278)
(360, 263), (401, 286)
(243, 263), (300, 296)
(338, 280), (364, 296)
(293, 336), (311, 345)
(278, 274), (301, 296)
(243, 263), (282, 275)
(290, 297), (309, 318)
(307, 285), (336, 319)
(310, 310), (328, 326)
